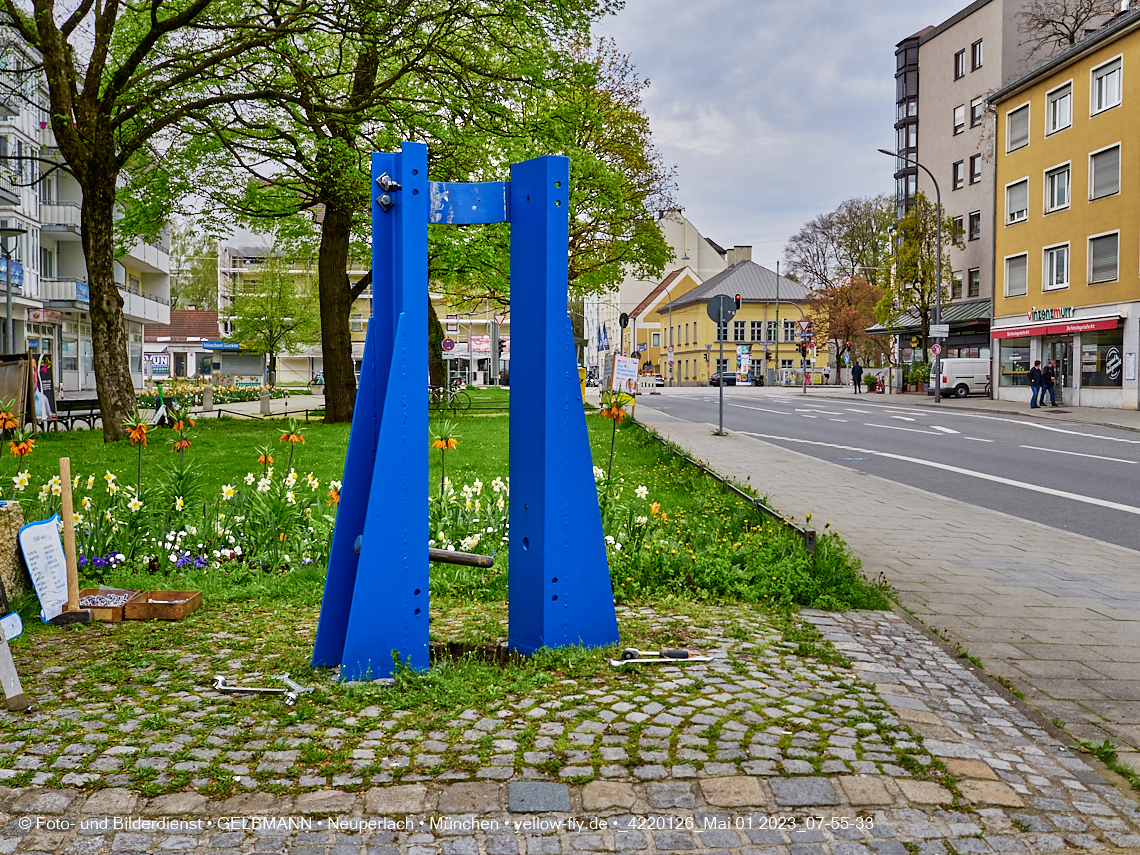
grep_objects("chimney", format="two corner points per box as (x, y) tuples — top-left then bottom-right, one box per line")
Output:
(733, 245), (752, 263)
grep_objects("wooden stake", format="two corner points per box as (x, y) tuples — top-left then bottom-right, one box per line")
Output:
(59, 457), (78, 612)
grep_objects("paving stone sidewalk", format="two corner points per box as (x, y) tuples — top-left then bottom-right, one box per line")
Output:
(3, 609), (1140, 853)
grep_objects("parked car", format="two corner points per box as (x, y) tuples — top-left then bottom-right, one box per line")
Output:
(928, 358), (990, 398)
(709, 373), (756, 386)
(653, 374), (665, 387)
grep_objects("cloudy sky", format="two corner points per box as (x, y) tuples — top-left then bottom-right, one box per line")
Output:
(594, 0), (968, 269)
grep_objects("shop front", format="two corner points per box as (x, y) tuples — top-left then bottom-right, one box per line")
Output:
(992, 305), (1136, 408)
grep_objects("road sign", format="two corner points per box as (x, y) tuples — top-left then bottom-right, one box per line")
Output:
(931, 343), (942, 356)
(667, 345), (674, 353)
(619, 312), (629, 329)
(442, 338), (455, 352)
(798, 320), (812, 333)
(706, 294), (737, 322)
(930, 323), (950, 338)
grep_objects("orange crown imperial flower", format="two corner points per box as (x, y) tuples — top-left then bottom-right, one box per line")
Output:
(173, 438), (191, 452)
(8, 438), (33, 457)
(327, 489), (340, 506)
(431, 438), (458, 450)
(0, 412), (17, 431)
(128, 424), (148, 445)
(258, 453), (274, 464)
(280, 433), (305, 444)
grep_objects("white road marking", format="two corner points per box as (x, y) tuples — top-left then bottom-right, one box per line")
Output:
(864, 423), (942, 435)
(830, 419), (848, 423)
(728, 404), (789, 415)
(1019, 445), (1138, 465)
(741, 431), (1140, 517)
(890, 416), (916, 422)
(845, 408), (872, 414)
(964, 437), (994, 442)
(931, 426), (960, 434)
(798, 409), (843, 415)
(914, 411), (1140, 445)
(801, 415), (818, 419)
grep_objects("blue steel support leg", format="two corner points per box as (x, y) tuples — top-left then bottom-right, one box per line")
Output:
(508, 155), (619, 654)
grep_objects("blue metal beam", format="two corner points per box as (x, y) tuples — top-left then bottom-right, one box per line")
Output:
(428, 181), (509, 225)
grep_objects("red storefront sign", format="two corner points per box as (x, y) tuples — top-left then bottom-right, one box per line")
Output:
(991, 316), (1120, 339)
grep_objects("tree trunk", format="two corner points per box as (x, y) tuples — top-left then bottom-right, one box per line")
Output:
(80, 177), (136, 442)
(317, 202), (357, 424)
(428, 296), (445, 388)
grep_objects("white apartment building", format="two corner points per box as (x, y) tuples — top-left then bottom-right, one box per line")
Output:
(0, 28), (170, 393)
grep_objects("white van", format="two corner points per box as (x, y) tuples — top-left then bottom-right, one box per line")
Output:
(928, 358), (990, 398)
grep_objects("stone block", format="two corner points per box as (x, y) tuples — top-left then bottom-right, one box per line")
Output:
(141, 792), (208, 815)
(958, 780), (1024, 808)
(365, 784), (427, 814)
(698, 777), (767, 807)
(11, 788), (78, 814)
(81, 788), (138, 815)
(646, 782), (695, 809)
(581, 781), (635, 811)
(437, 782), (502, 814)
(836, 775), (891, 806)
(944, 760), (999, 781)
(219, 792), (292, 815)
(769, 777), (839, 807)
(294, 790), (356, 814)
(508, 782), (569, 813)
(896, 780), (952, 805)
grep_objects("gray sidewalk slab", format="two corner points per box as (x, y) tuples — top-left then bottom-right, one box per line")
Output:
(633, 402), (1140, 764)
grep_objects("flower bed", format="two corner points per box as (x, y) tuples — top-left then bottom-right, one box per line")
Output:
(136, 381), (306, 409)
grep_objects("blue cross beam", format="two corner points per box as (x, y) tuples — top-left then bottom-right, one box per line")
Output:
(312, 142), (618, 681)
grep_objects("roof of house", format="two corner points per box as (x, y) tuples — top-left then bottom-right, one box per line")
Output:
(144, 310), (221, 343)
(865, 298), (992, 334)
(662, 260), (810, 311)
(630, 268), (688, 318)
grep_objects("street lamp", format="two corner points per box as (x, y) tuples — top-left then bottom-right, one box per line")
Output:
(664, 283), (674, 387)
(0, 225), (26, 354)
(878, 148), (943, 404)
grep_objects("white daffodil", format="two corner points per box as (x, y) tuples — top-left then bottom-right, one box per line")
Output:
(222, 485), (236, 500)
(128, 498), (143, 512)
(330, 480), (342, 491)
(173, 496), (185, 511)
(244, 472), (256, 485)
(635, 485), (648, 500)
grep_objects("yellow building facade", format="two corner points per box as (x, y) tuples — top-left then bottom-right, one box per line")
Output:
(631, 261), (815, 385)
(991, 13), (1140, 409)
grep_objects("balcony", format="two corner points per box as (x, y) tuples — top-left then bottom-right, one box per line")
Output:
(41, 277), (89, 304)
(0, 170), (20, 207)
(41, 277), (170, 324)
(39, 200), (82, 239)
(128, 238), (169, 274)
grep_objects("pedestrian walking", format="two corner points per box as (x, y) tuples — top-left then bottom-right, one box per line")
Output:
(852, 362), (863, 394)
(1028, 360), (1043, 408)
(823, 364), (832, 385)
(1042, 360), (1058, 406)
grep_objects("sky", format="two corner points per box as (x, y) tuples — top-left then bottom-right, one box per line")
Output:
(594, 0), (968, 270)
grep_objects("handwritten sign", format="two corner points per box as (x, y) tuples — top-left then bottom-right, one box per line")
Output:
(18, 516), (68, 622)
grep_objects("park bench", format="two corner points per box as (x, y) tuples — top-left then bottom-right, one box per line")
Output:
(47, 397), (102, 431)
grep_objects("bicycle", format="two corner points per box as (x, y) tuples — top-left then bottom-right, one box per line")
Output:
(429, 381), (471, 412)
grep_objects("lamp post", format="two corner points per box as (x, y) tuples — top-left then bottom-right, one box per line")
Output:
(665, 284), (674, 387)
(0, 225), (26, 354)
(878, 148), (943, 404)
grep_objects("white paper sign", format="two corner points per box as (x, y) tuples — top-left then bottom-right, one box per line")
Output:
(1126, 352), (1136, 382)
(18, 516), (68, 622)
(611, 355), (639, 395)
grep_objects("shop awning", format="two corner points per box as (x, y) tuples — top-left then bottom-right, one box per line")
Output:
(991, 315), (1121, 339)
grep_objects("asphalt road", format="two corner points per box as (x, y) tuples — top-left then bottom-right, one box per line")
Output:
(642, 387), (1140, 552)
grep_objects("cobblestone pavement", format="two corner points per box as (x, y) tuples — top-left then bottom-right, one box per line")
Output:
(2, 607), (1139, 853)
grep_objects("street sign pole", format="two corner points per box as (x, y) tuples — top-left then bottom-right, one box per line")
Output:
(718, 303), (725, 435)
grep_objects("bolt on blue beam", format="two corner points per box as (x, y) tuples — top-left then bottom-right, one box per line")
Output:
(507, 155), (619, 654)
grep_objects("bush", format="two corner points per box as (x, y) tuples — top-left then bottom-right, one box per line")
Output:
(907, 362), (931, 385)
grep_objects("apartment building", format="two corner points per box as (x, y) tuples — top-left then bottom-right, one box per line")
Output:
(893, 0), (1041, 359)
(0, 28), (170, 393)
(990, 8), (1140, 409)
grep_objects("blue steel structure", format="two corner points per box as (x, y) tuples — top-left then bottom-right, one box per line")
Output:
(312, 142), (618, 680)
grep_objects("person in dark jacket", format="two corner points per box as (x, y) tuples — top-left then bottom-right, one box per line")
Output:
(852, 362), (863, 393)
(1042, 360), (1058, 406)
(1028, 360), (1043, 408)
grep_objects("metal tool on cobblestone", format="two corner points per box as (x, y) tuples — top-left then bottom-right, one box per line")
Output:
(610, 647), (710, 666)
(212, 674), (314, 706)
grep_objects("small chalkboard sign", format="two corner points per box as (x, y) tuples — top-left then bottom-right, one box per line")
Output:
(18, 516), (68, 622)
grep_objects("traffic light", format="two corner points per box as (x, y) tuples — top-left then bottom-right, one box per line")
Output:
(498, 339), (506, 355)
(734, 294), (741, 310)
(799, 343), (808, 358)
(764, 348), (771, 362)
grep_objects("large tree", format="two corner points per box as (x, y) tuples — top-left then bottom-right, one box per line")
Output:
(189, 0), (612, 424)
(877, 192), (963, 362)
(1017, 0), (1117, 56)
(1, 0), (310, 440)
(784, 195), (895, 294)
(169, 222), (219, 310)
(805, 277), (887, 378)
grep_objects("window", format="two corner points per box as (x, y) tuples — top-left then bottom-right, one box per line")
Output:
(969, 211), (981, 241)
(61, 338), (77, 371)
(971, 40), (983, 70)
(750, 320), (762, 342)
(954, 50), (966, 79)
(716, 320), (727, 341)
(1090, 144), (1120, 199)
(1046, 82), (1072, 134)
(1000, 338), (1031, 386)
(685, 323), (689, 345)
(1005, 254), (1028, 297)
(733, 320), (745, 342)
(967, 268), (980, 298)
(651, 332), (660, 347)
(1089, 232), (1119, 283)
(39, 246), (52, 277)
(716, 358), (728, 375)
(783, 320), (796, 342)
(953, 160), (965, 189)
(969, 154), (982, 184)
(953, 104), (966, 135)
(971, 98), (985, 126)
(1007, 104), (1030, 151)
(1081, 328), (1124, 387)
(1045, 164), (1070, 212)
(951, 216), (964, 240)
(349, 314), (364, 332)
(1006, 179), (1029, 224)
(1043, 244), (1069, 290)
(1092, 57), (1122, 114)
(765, 321), (777, 342)
(951, 272), (963, 300)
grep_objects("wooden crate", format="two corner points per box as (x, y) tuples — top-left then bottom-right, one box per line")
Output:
(77, 589), (143, 622)
(123, 590), (203, 621)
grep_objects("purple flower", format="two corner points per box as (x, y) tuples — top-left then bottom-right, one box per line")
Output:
(77, 555), (88, 567)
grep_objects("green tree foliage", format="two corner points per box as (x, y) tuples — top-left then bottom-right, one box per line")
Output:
(224, 252), (320, 386)
(1, 0), (309, 440)
(169, 222), (218, 310)
(878, 192), (963, 361)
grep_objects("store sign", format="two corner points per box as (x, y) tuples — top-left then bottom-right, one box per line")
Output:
(992, 316), (1120, 339)
(202, 340), (240, 350)
(147, 354), (170, 375)
(1027, 306), (1074, 322)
